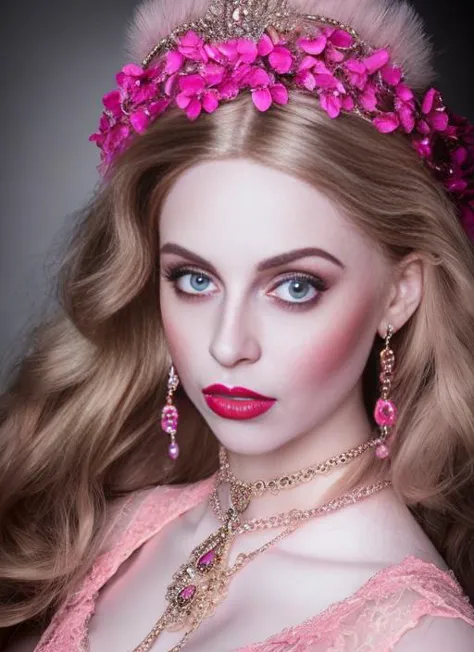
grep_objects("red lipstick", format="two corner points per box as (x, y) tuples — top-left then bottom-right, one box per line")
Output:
(202, 384), (276, 420)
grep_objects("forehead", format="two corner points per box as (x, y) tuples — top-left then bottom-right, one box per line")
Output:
(159, 158), (380, 271)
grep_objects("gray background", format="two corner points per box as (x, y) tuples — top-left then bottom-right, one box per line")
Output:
(1, 0), (473, 385)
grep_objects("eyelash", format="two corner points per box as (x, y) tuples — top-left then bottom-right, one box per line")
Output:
(162, 265), (329, 310)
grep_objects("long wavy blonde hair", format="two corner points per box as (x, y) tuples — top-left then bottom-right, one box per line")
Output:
(2, 3), (474, 641)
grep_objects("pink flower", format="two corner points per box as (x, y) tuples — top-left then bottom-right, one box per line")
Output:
(116, 64), (158, 105)
(344, 58), (367, 90)
(247, 67), (288, 111)
(393, 83), (416, 133)
(421, 88), (449, 132)
(207, 38), (258, 65)
(176, 30), (208, 63)
(360, 83), (378, 112)
(175, 74), (220, 120)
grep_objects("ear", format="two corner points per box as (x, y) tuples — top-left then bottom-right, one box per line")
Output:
(378, 253), (424, 337)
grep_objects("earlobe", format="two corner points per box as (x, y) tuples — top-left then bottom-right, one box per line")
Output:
(378, 255), (424, 337)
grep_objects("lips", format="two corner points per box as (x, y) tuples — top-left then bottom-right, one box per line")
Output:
(202, 384), (276, 420)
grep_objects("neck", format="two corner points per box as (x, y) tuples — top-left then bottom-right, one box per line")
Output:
(220, 398), (383, 521)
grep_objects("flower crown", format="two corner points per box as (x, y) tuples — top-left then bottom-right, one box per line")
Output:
(90, 0), (474, 243)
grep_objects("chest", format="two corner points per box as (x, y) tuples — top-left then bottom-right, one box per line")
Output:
(86, 509), (378, 652)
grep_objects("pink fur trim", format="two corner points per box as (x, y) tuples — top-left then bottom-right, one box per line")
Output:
(126, 0), (435, 90)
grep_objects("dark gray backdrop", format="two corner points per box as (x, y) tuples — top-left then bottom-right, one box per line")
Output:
(1, 0), (473, 385)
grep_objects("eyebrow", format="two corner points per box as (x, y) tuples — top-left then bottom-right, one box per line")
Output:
(160, 243), (345, 271)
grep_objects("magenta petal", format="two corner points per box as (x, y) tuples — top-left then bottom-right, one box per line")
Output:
(175, 92), (191, 109)
(121, 63), (143, 77)
(217, 79), (239, 100)
(202, 91), (219, 113)
(202, 63), (225, 85)
(270, 83), (289, 105)
(360, 85), (378, 112)
(329, 29), (353, 48)
(297, 34), (327, 55)
(165, 51), (184, 74)
(179, 74), (205, 94)
(164, 72), (178, 96)
(257, 33), (274, 56)
(422, 88), (436, 114)
(382, 64), (402, 86)
(130, 110), (149, 133)
(298, 70), (316, 91)
(186, 97), (202, 120)
(396, 83), (414, 102)
(341, 95), (355, 111)
(345, 58), (365, 74)
(325, 44), (345, 63)
(314, 73), (338, 89)
(373, 113), (399, 133)
(248, 67), (271, 87)
(429, 111), (449, 132)
(447, 179), (468, 192)
(179, 30), (203, 48)
(237, 38), (258, 63)
(252, 88), (272, 111)
(204, 43), (224, 63)
(103, 90), (122, 112)
(320, 93), (341, 118)
(452, 147), (468, 166)
(269, 46), (293, 73)
(363, 49), (390, 73)
(217, 41), (238, 60)
(399, 106), (415, 133)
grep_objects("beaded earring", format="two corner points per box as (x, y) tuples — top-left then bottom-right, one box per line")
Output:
(161, 364), (180, 460)
(373, 324), (398, 459)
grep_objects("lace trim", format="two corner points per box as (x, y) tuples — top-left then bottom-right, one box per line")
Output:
(34, 475), (474, 652)
(35, 478), (215, 651)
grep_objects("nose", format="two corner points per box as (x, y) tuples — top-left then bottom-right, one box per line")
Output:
(209, 297), (261, 368)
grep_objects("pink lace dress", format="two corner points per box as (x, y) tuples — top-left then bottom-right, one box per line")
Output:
(32, 476), (474, 652)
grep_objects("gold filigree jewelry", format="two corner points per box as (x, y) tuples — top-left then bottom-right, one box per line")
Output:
(141, 0), (365, 68)
(213, 437), (384, 512)
(132, 479), (391, 652)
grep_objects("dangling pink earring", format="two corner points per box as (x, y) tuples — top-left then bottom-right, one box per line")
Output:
(161, 364), (180, 460)
(374, 324), (398, 459)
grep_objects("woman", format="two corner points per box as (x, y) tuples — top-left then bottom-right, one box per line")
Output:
(2, 0), (474, 650)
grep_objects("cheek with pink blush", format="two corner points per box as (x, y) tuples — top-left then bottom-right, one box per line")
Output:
(292, 294), (379, 385)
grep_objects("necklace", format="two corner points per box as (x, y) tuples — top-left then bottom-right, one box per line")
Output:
(215, 437), (383, 514)
(132, 475), (392, 652)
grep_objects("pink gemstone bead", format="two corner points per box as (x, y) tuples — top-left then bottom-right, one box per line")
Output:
(375, 443), (390, 459)
(168, 441), (180, 460)
(374, 398), (397, 426)
(197, 549), (216, 569)
(161, 405), (178, 434)
(178, 584), (196, 602)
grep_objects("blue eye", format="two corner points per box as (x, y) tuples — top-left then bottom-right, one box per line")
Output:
(272, 277), (318, 303)
(273, 275), (326, 304)
(163, 267), (216, 295)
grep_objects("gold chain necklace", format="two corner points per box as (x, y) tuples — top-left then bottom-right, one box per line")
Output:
(132, 475), (392, 652)
(215, 437), (383, 514)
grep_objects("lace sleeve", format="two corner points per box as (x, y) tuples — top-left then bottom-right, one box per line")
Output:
(302, 565), (474, 652)
(248, 557), (474, 652)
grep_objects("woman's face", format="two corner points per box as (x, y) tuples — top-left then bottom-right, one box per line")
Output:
(159, 158), (391, 456)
